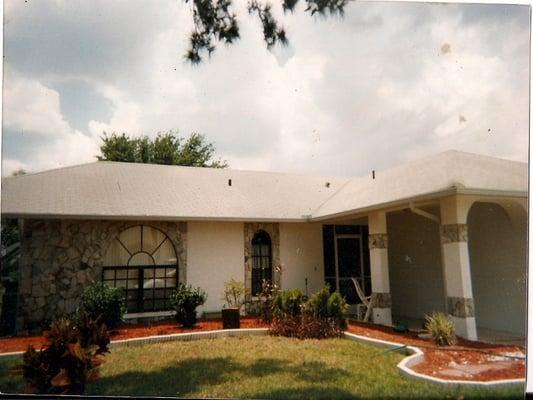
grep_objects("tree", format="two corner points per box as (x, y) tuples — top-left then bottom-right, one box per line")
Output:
(185, 0), (347, 63)
(1, 171), (23, 332)
(11, 169), (27, 176)
(97, 131), (228, 168)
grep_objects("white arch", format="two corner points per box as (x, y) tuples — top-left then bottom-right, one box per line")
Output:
(466, 201), (527, 339)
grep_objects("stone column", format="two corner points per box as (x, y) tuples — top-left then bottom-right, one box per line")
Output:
(368, 211), (392, 326)
(440, 196), (477, 340)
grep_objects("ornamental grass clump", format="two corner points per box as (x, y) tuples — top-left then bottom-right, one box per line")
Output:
(425, 312), (457, 346)
(12, 314), (110, 395)
(77, 282), (126, 329)
(170, 283), (207, 328)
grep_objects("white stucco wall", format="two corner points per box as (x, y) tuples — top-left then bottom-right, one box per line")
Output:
(279, 223), (325, 297)
(187, 221), (244, 313)
(387, 210), (446, 320)
(467, 202), (527, 336)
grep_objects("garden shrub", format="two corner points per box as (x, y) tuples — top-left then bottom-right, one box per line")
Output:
(305, 286), (347, 330)
(326, 291), (348, 330)
(273, 288), (304, 318)
(77, 282), (126, 329)
(270, 286), (347, 339)
(269, 314), (301, 338)
(15, 315), (110, 394)
(425, 312), (457, 346)
(305, 285), (330, 318)
(297, 313), (341, 339)
(170, 283), (207, 327)
(256, 279), (279, 323)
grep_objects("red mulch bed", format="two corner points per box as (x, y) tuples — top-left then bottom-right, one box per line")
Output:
(347, 321), (525, 382)
(1, 318), (524, 382)
(0, 317), (268, 353)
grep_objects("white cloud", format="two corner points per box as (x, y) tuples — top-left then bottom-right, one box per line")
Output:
(88, 84), (143, 137)
(4, 70), (73, 137)
(2, 70), (100, 174)
(2, 2), (529, 177)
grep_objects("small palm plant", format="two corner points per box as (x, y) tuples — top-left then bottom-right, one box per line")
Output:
(424, 312), (457, 346)
(223, 279), (247, 309)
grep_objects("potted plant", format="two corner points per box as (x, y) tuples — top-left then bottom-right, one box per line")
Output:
(222, 279), (247, 329)
(170, 283), (207, 328)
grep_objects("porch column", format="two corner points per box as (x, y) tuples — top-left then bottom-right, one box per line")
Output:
(439, 196), (477, 340)
(368, 211), (392, 326)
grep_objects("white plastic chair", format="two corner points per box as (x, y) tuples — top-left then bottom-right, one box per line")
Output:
(351, 278), (373, 322)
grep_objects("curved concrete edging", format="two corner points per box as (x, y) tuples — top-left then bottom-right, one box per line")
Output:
(109, 327), (269, 349)
(0, 328), (525, 388)
(342, 331), (525, 389)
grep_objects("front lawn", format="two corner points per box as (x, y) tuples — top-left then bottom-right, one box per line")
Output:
(0, 336), (523, 399)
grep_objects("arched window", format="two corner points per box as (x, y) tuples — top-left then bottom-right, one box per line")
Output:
(251, 230), (272, 295)
(102, 225), (177, 313)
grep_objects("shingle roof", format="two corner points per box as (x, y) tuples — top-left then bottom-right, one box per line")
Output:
(0, 161), (347, 221)
(1, 150), (527, 221)
(311, 150), (527, 220)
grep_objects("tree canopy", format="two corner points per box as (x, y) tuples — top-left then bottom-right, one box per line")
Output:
(185, 0), (347, 63)
(97, 132), (228, 168)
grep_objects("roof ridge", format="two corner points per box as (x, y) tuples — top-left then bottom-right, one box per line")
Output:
(4, 160), (350, 181)
(99, 160), (353, 180)
(309, 154), (436, 217)
(308, 177), (354, 217)
(2, 161), (100, 179)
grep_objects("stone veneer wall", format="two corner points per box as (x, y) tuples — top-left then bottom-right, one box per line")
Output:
(18, 219), (187, 331)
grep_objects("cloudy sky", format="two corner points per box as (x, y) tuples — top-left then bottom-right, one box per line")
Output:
(2, 0), (530, 177)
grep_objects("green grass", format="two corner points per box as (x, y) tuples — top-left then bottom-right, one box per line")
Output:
(1, 336), (524, 399)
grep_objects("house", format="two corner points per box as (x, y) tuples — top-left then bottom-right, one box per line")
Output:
(1, 150), (527, 342)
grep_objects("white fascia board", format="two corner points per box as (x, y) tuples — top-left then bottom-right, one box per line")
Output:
(309, 188), (528, 222)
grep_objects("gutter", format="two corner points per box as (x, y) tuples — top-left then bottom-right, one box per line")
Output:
(0, 188), (526, 223)
(309, 187), (527, 222)
(0, 213), (309, 224)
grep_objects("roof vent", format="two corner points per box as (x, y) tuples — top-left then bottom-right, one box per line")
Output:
(228, 179), (232, 187)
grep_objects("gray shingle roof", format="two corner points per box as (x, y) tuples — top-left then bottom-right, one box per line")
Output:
(1, 161), (347, 221)
(1, 150), (527, 221)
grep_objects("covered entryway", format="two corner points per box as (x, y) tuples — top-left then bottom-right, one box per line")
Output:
(322, 225), (371, 313)
(467, 201), (527, 341)
(387, 207), (446, 325)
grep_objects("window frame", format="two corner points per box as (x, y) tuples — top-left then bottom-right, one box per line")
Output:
(251, 230), (272, 295)
(102, 225), (178, 313)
